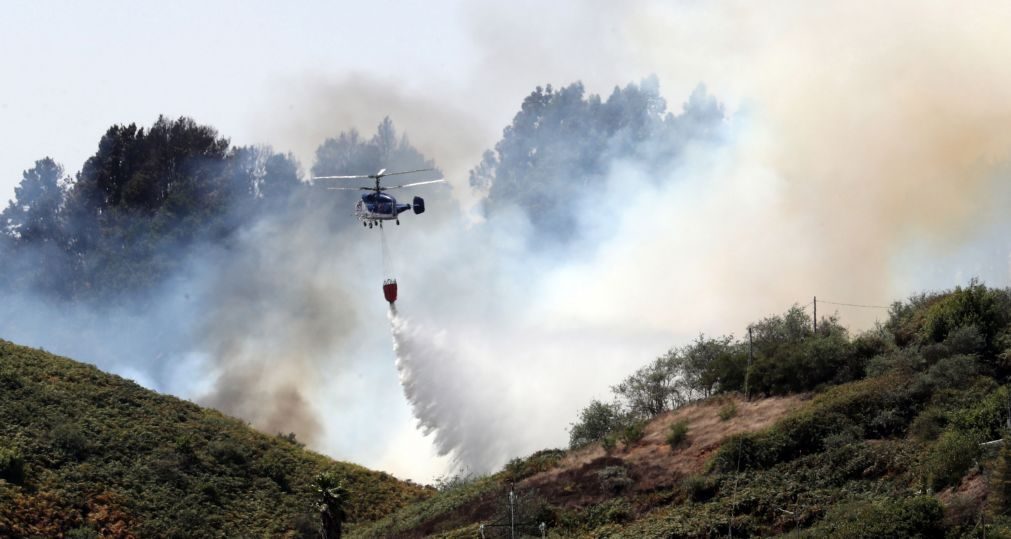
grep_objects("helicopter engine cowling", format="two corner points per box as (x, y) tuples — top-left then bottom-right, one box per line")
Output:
(413, 196), (425, 214)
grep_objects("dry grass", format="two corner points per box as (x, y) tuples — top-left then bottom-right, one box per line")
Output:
(520, 394), (802, 502)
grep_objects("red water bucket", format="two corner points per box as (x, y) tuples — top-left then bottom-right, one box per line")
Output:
(382, 279), (398, 304)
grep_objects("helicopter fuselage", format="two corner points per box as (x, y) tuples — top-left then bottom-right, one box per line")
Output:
(355, 191), (426, 228)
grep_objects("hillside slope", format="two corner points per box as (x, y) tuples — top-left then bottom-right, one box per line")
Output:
(0, 340), (431, 538)
(355, 284), (1011, 538)
(355, 379), (1004, 538)
(351, 396), (803, 538)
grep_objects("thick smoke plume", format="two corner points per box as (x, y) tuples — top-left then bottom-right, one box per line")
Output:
(191, 209), (363, 446)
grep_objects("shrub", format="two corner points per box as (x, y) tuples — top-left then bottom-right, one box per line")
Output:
(51, 422), (89, 460)
(503, 449), (565, 481)
(433, 472), (477, 492)
(681, 474), (719, 502)
(208, 440), (250, 467)
(925, 354), (979, 390)
(667, 420), (689, 449)
(718, 401), (737, 421)
(908, 408), (946, 442)
(924, 430), (980, 491)
(601, 433), (617, 453)
(597, 465), (632, 494)
(256, 449), (291, 491)
(620, 420), (647, 447)
(944, 325), (986, 355)
(869, 408), (907, 437)
(0, 447), (25, 485)
(921, 280), (1010, 356)
(813, 496), (944, 538)
(747, 333), (856, 395)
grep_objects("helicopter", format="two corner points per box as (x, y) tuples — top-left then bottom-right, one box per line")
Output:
(312, 168), (446, 228)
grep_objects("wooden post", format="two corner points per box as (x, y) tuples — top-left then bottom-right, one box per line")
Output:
(813, 296), (817, 334)
(746, 327), (753, 402)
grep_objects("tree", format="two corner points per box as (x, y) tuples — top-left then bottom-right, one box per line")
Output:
(260, 152), (302, 203)
(678, 334), (743, 398)
(569, 400), (626, 448)
(471, 78), (725, 244)
(749, 305), (813, 359)
(313, 471), (348, 539)
(612, 353), (683, 418)
(2, 158), (67, 244)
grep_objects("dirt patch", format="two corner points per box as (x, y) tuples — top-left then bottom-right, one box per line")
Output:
(938, 470), (988, 528)
(520, 394), (802, 507)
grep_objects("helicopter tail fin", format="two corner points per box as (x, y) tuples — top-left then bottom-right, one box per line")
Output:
(412, 196), (425, 214)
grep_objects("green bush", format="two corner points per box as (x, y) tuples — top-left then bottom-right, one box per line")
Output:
(601, 433), (617, 453)
(948, 385), (1009, 440)
(747, 333), (857, 395)
(908, 408), (947, 442)
(718, 401), (737, 421)
(922, 280), (1010, 356)
(925, 355), (979, 390)
(51, 422), (89, 460)
(811, 496), (944, 538)
(924, 430), (980, 491)
(667, 420), (689, 449)
(681, 474), (719, 502)
(620, 420), (647, 447)
(568, 400), (625, 449)
(503, 449), (565, 481)
(208, 439), (250, 467)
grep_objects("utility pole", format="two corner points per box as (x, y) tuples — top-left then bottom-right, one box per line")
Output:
(813, 296), (817, 334)
(509, 486), (516, 539)
(478, 485), (543, 537)
(746, 327), (753, 402)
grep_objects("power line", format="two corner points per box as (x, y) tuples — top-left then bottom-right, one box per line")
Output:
(817, 299), (890, 310)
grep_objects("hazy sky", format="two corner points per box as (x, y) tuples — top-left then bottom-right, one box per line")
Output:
(0, 0), (647, 203)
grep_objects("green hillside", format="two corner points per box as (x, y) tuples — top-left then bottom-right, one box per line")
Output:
(7, 282), (1011, 538)
(353, 282), (1011, 538)
(0, 340), (431, 538)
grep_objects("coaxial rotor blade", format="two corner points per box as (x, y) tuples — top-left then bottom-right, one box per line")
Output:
(375, 168), (436, 178)
(381, 179), (447, 190)
(326, 186), (375, 190)
(313, 174), (372, 180)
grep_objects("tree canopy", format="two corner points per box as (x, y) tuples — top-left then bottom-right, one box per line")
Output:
(470, 77), (724, 242)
